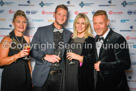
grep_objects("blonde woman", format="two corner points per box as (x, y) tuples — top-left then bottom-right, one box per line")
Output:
(65, 13), (95, 91)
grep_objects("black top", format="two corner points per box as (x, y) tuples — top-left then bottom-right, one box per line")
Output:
(1, 31), (32, 91)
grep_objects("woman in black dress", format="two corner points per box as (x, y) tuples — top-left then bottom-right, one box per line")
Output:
(0, 10), (32, 91)
(65, 13), (95, 91)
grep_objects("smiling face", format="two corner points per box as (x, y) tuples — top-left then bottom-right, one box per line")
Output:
(76, 18), (86, 36)
(54, 7), (67, 27)
(93, 15), (109, 36)
(12, 16), (27, 33)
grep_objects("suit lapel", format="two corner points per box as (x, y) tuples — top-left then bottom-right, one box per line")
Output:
(99, 29), (113, 59)
(95, 35), (99, 61)
(45, 24), (54, 53)
(62, 29), (70, 56)
(49, 26), (54, 44)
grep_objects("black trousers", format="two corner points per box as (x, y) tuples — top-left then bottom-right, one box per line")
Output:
(33, 71), (63, 91)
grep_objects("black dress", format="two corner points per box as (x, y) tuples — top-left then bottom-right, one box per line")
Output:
(1, 31), (32, 91)
(65, 36), (95, 91)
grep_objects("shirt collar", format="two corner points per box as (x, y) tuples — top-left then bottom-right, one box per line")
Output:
(102, 27), (110, 39)
(52, 23), (64, 33)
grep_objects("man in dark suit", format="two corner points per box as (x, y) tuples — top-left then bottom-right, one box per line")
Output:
(93, 10), (131, 91)
(30, 4), (72, 91)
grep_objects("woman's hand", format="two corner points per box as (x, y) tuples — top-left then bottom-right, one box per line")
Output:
(18, 49), (29, 58)
(67, 52), (76, 61)
(67, 52), (83, 63)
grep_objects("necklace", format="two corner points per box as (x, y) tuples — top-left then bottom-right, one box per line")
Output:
(14, 35), (24, 45)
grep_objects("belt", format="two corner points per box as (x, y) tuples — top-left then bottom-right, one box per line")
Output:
(49, 69), (62, 75)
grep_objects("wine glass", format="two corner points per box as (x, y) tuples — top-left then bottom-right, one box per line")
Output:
(51, 50), (61, 68)
(23, 44), (30, 60)
(67, 49), (75, 65)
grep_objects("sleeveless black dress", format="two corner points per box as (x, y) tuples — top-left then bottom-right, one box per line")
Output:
(1, 31), (32, 91)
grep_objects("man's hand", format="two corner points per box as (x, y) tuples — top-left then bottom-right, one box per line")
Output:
(94, 61), (101, 71)
(44, 54), (61, 63)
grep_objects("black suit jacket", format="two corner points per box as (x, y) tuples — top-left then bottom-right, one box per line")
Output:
(95, 29), (131, 91)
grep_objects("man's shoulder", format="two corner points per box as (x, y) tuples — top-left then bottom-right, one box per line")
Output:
(112, 30), (124, 39)
(36, 24), (53, 34)
(110, 29), (126, 42)
(38, 24), (52, 30)
(63, 28), (72, 34)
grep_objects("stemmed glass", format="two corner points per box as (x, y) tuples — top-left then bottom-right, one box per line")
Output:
(67, 49), (75, 65)
(52, 51), (61, 67)
(23, 44), (30, 60)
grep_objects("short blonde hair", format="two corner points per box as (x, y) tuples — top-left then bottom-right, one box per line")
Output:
(73, 13), (93, 39)
(93, 10), (108, 20)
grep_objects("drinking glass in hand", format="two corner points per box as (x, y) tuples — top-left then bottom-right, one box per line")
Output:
(67, 49), (75, 65)
(23, 45), (30, 60)
(53, 51), (61, 67)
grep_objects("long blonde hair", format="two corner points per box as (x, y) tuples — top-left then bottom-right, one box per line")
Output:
(73, 13), (93, 39)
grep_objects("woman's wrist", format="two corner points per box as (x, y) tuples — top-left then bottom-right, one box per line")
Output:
(79, 56), (83, 63)
(13, 54), (18, 62)
(76, 55), (83, 63)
